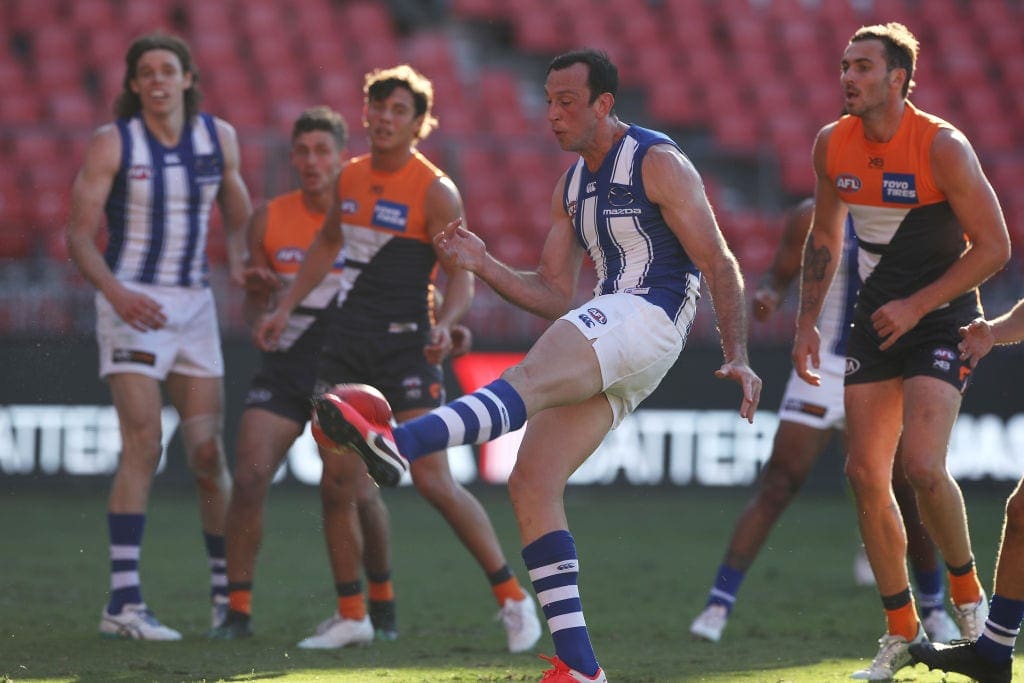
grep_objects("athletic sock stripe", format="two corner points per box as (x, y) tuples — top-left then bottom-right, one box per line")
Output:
(110, 545), (141, 560)
(528, 559), (580, 582)
(111, 571), (140, 589)
(548, 613), (587, 633)
(985, 620), (1020, 639)
(455, 395), (491, 444)
(435, 405), (468, 444)
(709, 589), (736, 605)
(542, 598), (584, 619)
(982, 625), (1018, 647)
(474, 387), (509, 440)
(210, 575), (228, 588)
(537, 585), (580, 606)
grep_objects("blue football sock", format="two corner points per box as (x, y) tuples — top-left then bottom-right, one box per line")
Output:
(394, 379), (527, 462)
(912, 565), (945, 615)
(975, 594), (1024, 664)
(522, 530), (599, 678)
(107, 513), (146, 613)
(706, 563), (745, 613)
(204, 532), (227, 603)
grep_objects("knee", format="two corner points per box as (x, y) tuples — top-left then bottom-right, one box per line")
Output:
(900, 457), (948, 493)
(1005, 486), (1024, 531)
(232, 463), (273, 503)
(759, 461), (807, 508)
(844, 458), (888, 498)
(187, 437), (225, 478)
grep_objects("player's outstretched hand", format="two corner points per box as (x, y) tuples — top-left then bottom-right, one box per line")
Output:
(714, 361), (762, 423)
(958, 318), (995, 368)
(792, 324), (822, 386)
(434, 217), (487, 273)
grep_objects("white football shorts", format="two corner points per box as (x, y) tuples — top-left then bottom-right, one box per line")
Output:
(561, 292), (692, 429)
(778, 351), (846, 430)
(96, 283), (224, 380)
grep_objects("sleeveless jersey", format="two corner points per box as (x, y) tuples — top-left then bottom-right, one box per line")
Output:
(104, 113), (224, 288)
(333, 151), (442, 334)
(262, 190), (342, 351)
(826, 102), (978, 322)
(820, 214), (860, 356)
(561, 124), (701, 325)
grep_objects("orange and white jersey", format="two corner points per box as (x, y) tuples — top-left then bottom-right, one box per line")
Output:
(334, 151), (444, 334)
(826, 102), (975, 317)
(263, 190), (342, 350)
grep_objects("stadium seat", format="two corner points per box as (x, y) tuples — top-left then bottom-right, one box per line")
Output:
(48, 92), (100, 128)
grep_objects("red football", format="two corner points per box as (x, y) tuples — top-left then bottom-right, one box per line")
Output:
(325, 383), (393, 425)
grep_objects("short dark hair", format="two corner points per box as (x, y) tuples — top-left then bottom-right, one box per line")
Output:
(292, 106), (348, 148)
(115, 32), (202, 120)
(547, 48), (619, 104)
(850, 22), (919, 97)
(364, 64), (438, 140)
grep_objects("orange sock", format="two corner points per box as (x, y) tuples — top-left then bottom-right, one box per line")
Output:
(337, 593), (366, 621)
(884, 601), (920, 641)
(492, 576), (526, 606)
(368, 579), (394, 603)
(948, 566), (983, 606)
(228, 588), (252, 615)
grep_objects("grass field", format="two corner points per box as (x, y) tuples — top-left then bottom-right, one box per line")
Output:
(1, 482), (1020, 682)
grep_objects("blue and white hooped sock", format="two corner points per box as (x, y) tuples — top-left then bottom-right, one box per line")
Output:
(912, 565), (945, 615)
(394, 379), (527, 462)
(204, 532), (228, 604)
(107, 513), (146, 614)
(975, 594), (1024, 664)
(706, 563), (745, 613)
(522, 530), (599, 678)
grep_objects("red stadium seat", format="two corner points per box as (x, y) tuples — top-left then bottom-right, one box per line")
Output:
(48, 92), (100, 128)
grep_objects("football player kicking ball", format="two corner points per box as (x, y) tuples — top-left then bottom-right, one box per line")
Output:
(910, 300), (1024, 683)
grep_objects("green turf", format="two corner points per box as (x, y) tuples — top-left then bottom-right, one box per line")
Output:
(0, 482), (1020, 682)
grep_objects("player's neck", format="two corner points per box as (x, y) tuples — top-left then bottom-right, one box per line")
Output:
(141, 108), (186, 147)
(581, 118), (627, 172)
(302, 188), (333, 215)
(859, 99), (905, 143)
(370, 144), (414, 173)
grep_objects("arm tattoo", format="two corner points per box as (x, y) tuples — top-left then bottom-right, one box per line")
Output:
(799, 242), (832, 318)
(804, 243), (832, 282)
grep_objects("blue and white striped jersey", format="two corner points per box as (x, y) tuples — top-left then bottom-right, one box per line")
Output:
(820, 214), (860, 357)
(561, 124), (701, 325)
(104, 113), (223, 288)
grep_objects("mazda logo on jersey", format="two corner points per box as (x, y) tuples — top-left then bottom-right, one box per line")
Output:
(372, 200), (408, 231)
(608, 185), (634, 206)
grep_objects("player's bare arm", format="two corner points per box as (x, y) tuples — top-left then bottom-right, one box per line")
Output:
(644, 144), (761, 421)
(254, 176), (344, 351)
(959, 299), (1024, 367)
(794, 126), (845, 382)
(241, 204), (281, 327)
(424, 177), (474, 364)
(67, 125), (167, 331)
(214, 117), (253, 287)
(435, 173), (584, 321)
(753, 198), (815, 322)
(871, 128), (1010, 350)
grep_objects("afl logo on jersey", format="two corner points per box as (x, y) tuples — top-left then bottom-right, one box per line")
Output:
(587, 307), (607, 324)
(128, 164), (152, 180)
(835, 174), (862, 193)
(341, 199), (358, 214)
(276, 247), (304, 263)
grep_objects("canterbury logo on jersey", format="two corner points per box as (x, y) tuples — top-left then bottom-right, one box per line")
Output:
(881, 173), (918, 203)
(371, 200), (409, 231)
